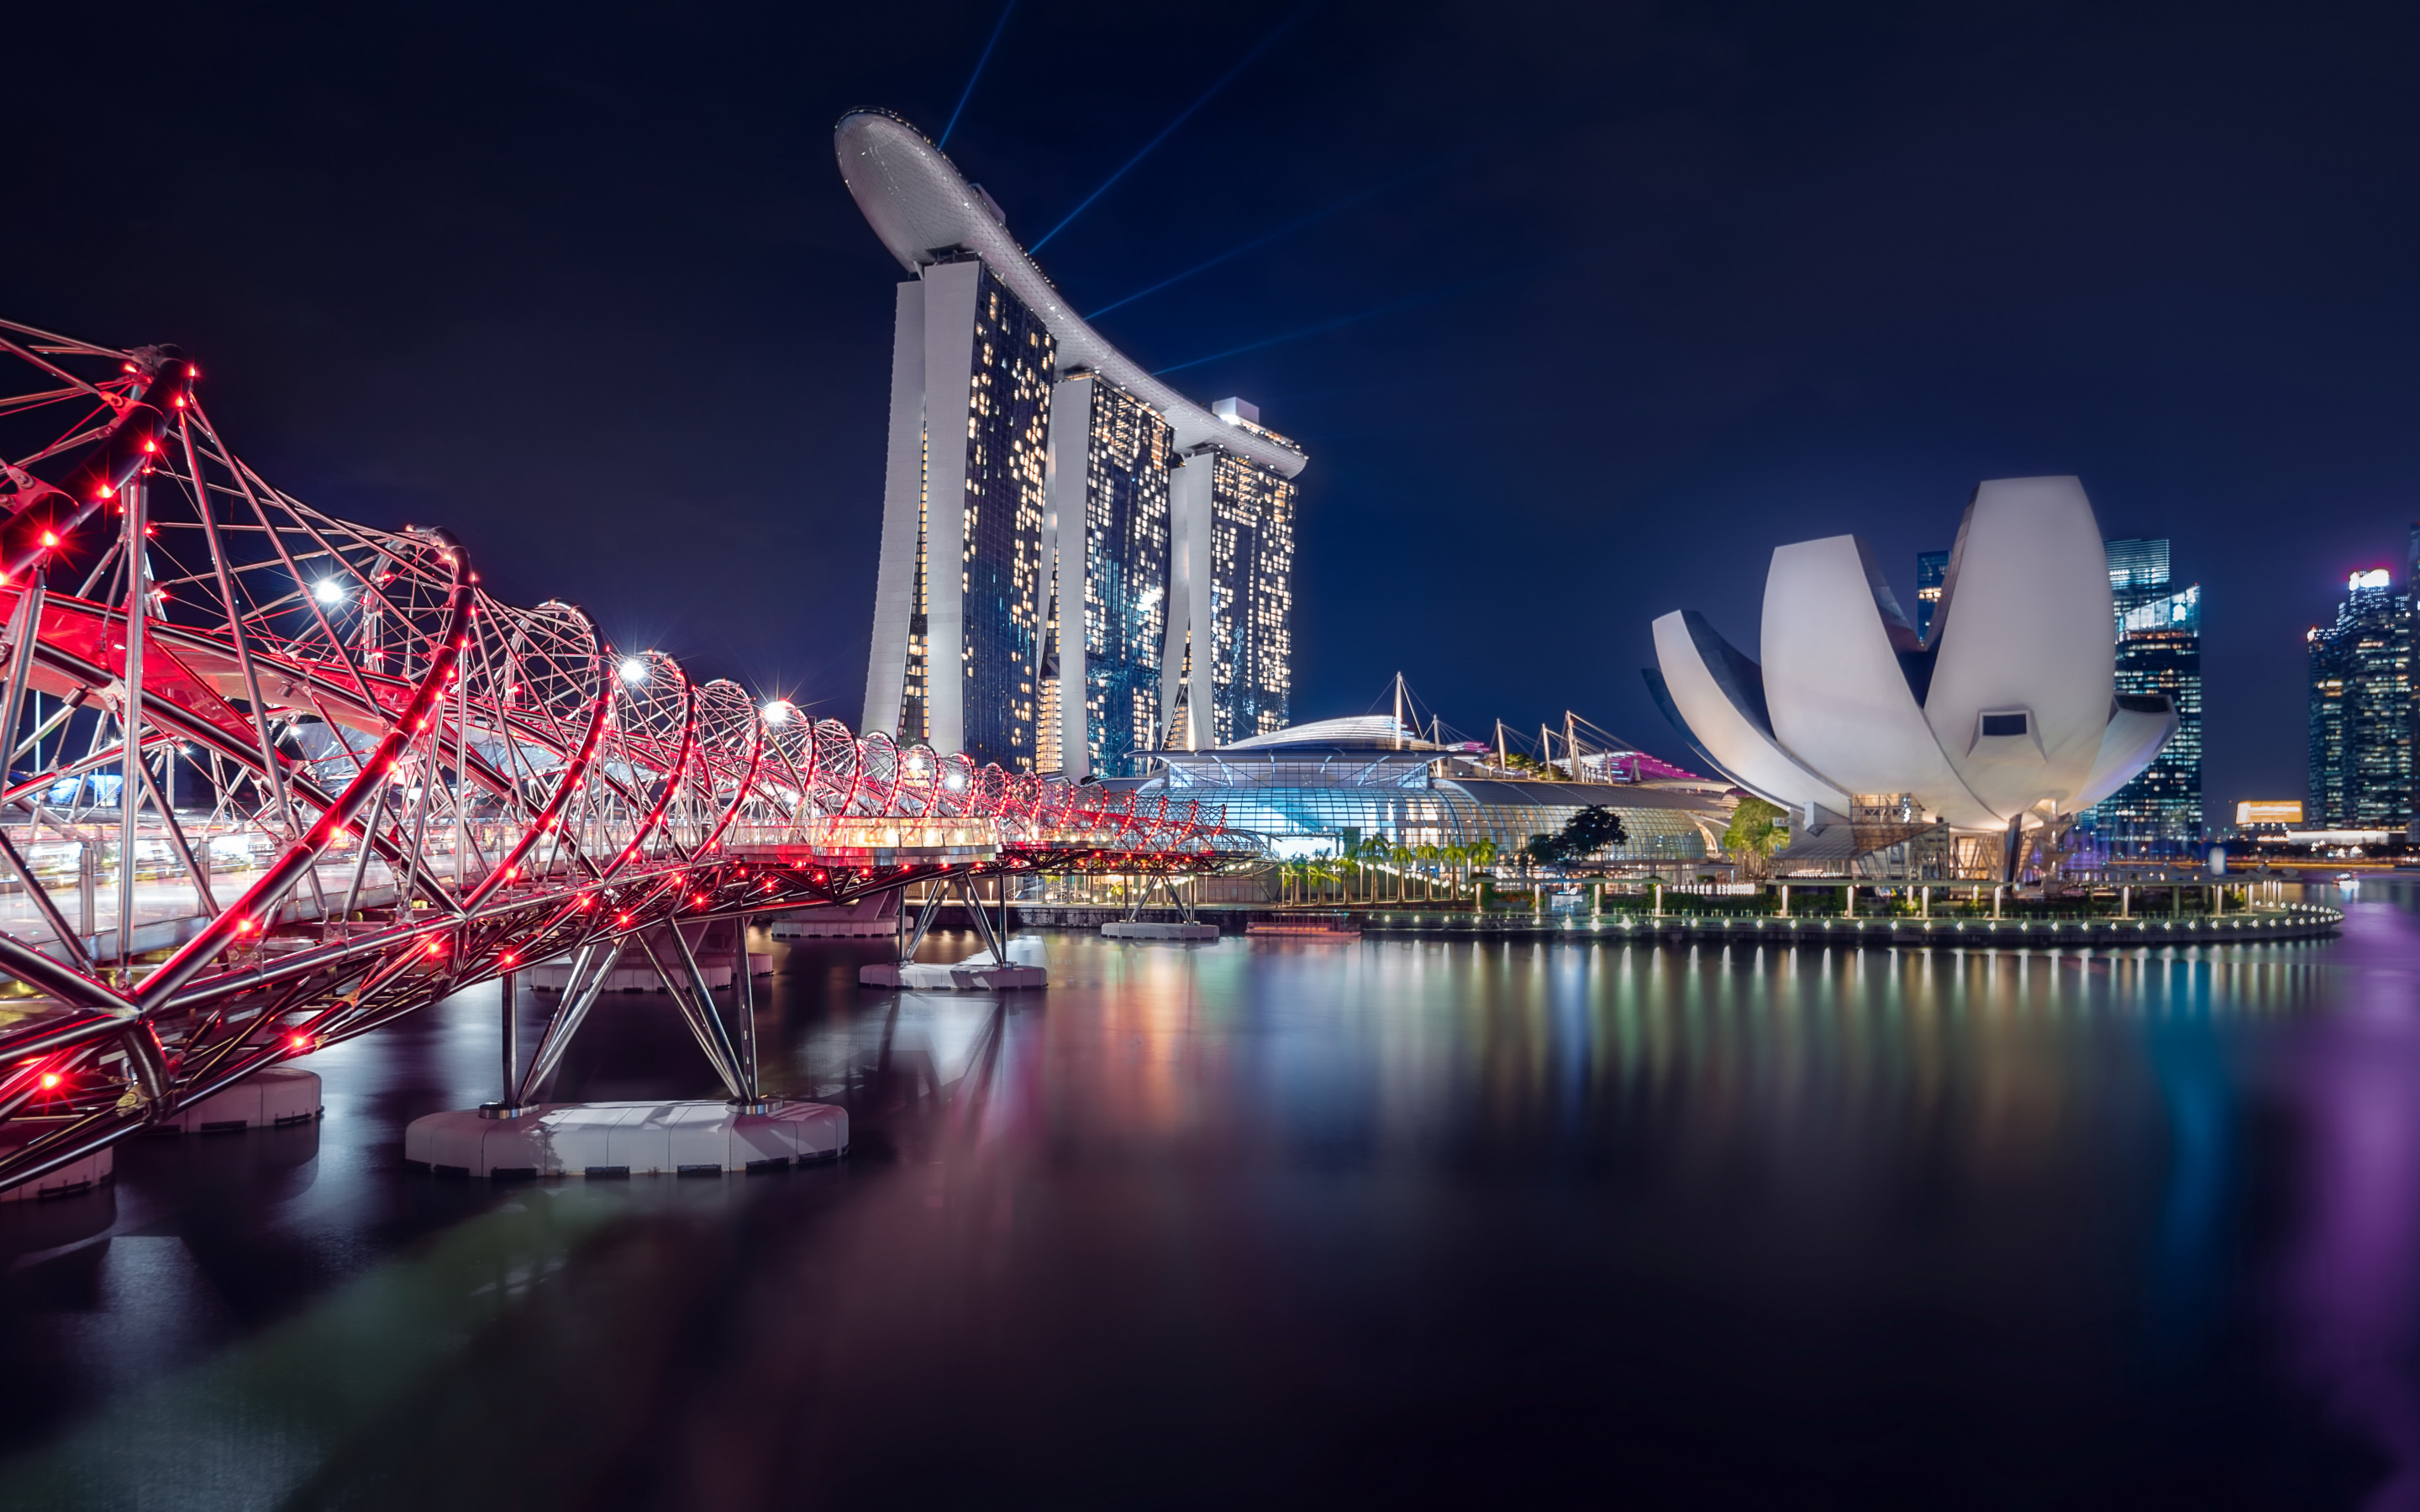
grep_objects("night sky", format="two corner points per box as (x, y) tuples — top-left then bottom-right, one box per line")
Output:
(11, 2), (2420, 816)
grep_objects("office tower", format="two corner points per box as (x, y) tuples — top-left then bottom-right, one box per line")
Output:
(2308, 568), (2412, 827)
(863, 255), (1055, 769)
(2408, 522), (2420, 834)
(842, 109), (1307, 773)
(1044, 373), (1173, 779)
(2082, 538), (2203, 849)
(1163, 398), (1297, 749)
(2106, 537), (2170, 613)
(2106, 583), (2202, 841)
(1914, 549), (1949, 645)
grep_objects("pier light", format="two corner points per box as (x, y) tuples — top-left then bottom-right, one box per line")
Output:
(314, 579), (346, 606)
(619, 656), (650, 685)
(762, 698), (794, 726)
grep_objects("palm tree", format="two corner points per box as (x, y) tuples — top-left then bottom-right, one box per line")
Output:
(1415, 843), (1439, 900)
(1440, 843), (1469, 900)
(1354, 835), (1390, 902)
(1469, 838), (1500, 906)
(1722, 796), (1788, 881)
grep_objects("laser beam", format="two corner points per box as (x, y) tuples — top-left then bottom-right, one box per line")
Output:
(939, 0), (1018, 149)
(1029, 4), (1310, 252)
(1085, 147), (1468, 323)
(1150, 266), (1534, 376)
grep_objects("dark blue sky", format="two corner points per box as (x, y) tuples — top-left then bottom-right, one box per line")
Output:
(9, 1), (2418, 814)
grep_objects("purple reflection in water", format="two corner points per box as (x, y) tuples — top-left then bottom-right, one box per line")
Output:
(2283, 892), (2420, 1509)
(2, 906), (2419, 1506)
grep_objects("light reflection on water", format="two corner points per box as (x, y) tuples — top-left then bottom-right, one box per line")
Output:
(1, 892), (2417, 1507)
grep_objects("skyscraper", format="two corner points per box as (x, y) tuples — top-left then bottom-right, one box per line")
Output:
(863, 255), (1055, 769)
(1044, 372), (1172, 779)
(2106, 537), (2170, 610)
(2407, 522), (2420, 834)
(2308, 568), (2411, 828)
(1914, 549), (1949, 644)
(841, 109), (1307, 775)
(2082, 538), (2202, 848)
(1164, 399), (1297, 750)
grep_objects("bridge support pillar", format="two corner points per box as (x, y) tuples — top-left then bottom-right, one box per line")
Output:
(732, 916), (760, 1109)
(481, 969), (529, 1120)
(861, 875), (1047, 989)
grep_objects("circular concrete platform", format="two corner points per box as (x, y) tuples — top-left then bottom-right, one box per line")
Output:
(403, 1099), (848, 1179)
(160, 1066), (323, 1134)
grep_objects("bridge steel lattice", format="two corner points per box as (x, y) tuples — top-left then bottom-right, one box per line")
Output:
(0, 323), (1227, 1194)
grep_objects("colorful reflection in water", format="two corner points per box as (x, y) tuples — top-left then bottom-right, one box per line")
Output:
(3, 887), (2420, 1507)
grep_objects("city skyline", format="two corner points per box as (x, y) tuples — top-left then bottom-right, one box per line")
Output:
(5, 5), (2417, 827)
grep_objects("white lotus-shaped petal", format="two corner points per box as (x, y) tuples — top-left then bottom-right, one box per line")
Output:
(1646, 475), (2175, 833)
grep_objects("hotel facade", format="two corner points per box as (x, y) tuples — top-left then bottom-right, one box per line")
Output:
(839, 110), (1307, 775)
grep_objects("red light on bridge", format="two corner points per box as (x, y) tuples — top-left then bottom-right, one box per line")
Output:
(287, 1032), (314, 1053)
(38, 1073), (59, 1090)
(617, 912), (633, 927)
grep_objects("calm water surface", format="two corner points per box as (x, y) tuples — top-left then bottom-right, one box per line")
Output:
(3, 884), (2419, 1509)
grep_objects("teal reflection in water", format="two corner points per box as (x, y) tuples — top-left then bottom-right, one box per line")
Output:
(0, 897), (2413, 1508)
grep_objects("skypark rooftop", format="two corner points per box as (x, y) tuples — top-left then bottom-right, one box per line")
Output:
(834, 108), (1308, 479)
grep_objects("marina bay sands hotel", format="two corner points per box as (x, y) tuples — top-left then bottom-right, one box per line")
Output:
(838, 109), (1308, 779)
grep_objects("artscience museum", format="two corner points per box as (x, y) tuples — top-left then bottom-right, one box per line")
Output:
(1645, 476), (2176, 879)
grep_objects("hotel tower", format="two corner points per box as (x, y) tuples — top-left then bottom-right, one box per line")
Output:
(839, 110), (1307, 775)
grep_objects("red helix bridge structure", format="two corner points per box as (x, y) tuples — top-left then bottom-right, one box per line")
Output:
(0, 321), (1232, 1194)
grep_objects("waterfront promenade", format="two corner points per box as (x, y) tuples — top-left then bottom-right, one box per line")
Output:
(1013, 901), (2344, 950)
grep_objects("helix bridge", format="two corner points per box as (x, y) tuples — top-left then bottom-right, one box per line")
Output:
(0, 320), (1230, 1194)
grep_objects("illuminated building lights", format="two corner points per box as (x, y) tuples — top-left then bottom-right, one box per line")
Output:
(844, 111), (1302, 777)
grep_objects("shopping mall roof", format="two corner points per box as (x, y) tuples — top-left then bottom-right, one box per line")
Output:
(1447, 780), (1731, 814)
(1216, 716), (1444, 753)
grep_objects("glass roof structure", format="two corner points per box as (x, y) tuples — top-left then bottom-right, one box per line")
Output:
(1128, 718), (1731, 864)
